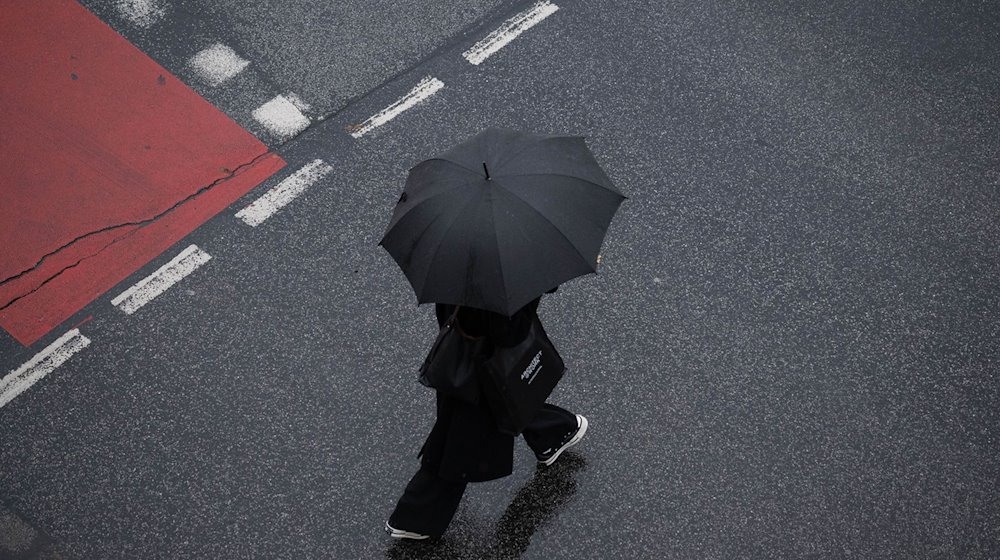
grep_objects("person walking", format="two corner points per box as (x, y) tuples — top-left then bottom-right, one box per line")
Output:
(385, 294), (587, 539)
(378, 128), (624, 540)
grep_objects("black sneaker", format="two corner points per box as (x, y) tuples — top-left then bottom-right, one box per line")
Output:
(536, 414), (588, 466)
(385, 521), (430, 540)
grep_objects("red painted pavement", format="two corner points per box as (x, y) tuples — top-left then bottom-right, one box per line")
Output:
(0, 1), (286, 346)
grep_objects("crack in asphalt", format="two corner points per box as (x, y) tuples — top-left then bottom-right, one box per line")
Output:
(0, 0), (533, 312)
(0, 150), (272, 310)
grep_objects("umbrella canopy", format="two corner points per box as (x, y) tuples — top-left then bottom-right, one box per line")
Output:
(379, 128), (625, 316)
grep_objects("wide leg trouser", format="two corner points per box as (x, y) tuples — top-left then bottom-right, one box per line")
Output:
(388, 403), (578, 537)
(388, 464), (467, 537)
(522, 403), (579, 459)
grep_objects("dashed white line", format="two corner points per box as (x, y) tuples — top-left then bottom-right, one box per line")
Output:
(188, 43), (250, 86)
(0, 329), (91, 409)
(253, 94), (312, 140)
(236, 159), (333, 227)
(115, 0), (166, 28)
(350, 76), (444, 139)
(463, 1), (559, 65)
(111, 244), (212, 315)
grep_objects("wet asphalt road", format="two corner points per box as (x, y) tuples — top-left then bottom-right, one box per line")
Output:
(2, 0), (1000, 558)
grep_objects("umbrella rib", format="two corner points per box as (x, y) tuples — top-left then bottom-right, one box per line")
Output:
(383, 180), (471, 238)
(387, 197), (455, 258)
(402, 176), (477, 208)
(489, 133), (583, 170)
(487, 195), (510, 314)
(491, 137), (542, 170)
(417, 189), (482, 300)
(492, 134), (597, 172)
(423, 157), (483, 177)
(496, 172), (621, 195)
(493, 180), (598, 274)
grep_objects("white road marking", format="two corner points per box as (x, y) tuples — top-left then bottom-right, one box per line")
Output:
(253, 95), (312, 140)
(188, 43), (250, 86)
(462, 1), (559, 65)
(0, 329), (90, 409)
(115, 0), (166, 28)
(236, 159), (333, 227)
(111, 245), (211, 315)
(350, 77), (444, 139)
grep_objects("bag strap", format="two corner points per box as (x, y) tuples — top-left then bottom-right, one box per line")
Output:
(449, 305), (485, 341)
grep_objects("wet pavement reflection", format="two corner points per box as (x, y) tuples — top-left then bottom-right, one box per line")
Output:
(385, 452), (586, 559)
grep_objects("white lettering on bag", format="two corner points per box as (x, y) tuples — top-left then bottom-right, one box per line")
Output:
(521, 351), (543, 384)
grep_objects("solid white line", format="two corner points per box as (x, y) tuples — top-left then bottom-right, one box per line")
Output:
(463, 1), (559, 65)
(111, 245), (212, 315)
(350, 77), (444, 138)
(236, 159), (333, 226)
(0, 329), (91, 409)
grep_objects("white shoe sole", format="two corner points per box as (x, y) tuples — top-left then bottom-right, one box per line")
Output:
(540, 414), (588, 466)
(385, 521), (430, 540)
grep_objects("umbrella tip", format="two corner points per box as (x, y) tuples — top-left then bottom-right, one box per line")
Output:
(483, 162), (491, 181)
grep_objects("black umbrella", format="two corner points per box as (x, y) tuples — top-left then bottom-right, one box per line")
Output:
(379, 128), (625, 316)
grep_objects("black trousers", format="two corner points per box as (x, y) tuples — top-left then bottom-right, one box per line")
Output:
(388, 403), (578, 537)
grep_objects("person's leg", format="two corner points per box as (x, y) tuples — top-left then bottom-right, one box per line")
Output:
(521, 403), (588, 466)
(387, 463), (467, 538)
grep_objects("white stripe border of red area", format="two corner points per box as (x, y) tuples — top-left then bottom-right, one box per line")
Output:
(462, 1), (559, 65)
(0, 329), (91, 409)
(111, 244), (212, 315)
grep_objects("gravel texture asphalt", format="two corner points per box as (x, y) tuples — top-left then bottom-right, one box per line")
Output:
(1, 0), (998, 558)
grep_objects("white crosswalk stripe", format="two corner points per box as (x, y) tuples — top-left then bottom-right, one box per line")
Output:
(111, 245), (212, 315)
(0, 329), (90, 409)
(462, 1), (559, 65)
(350, 76), (444, 138)
(236, 159), (333, 227)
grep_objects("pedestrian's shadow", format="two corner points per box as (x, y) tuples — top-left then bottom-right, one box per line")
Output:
(385, 452), (586, 560)
(482, 451), (586, 558)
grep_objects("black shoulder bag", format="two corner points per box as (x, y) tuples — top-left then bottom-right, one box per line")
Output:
(418, 307), (486, 404)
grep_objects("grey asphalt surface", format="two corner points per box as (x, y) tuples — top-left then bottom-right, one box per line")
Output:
(2, 0), (1000, 558)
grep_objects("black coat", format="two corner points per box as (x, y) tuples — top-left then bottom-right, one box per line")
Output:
(419, 297), (542, 482)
